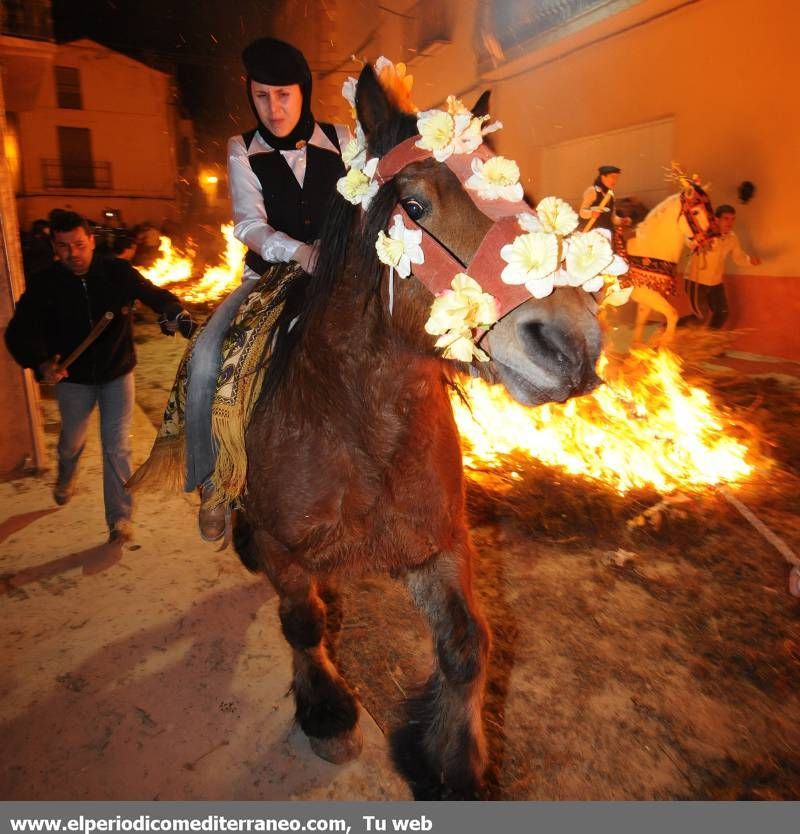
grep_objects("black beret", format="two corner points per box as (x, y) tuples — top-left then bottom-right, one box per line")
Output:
(598, 165), (621, 175)
(241, 38), (311, 87)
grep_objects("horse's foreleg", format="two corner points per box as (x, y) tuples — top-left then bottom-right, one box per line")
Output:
(631, 287), (678, 347)
(317, 578), (344, 663)
(247, 530), (362, 764)
(632, 299), (651, 345)
(392, 542), (491, 799)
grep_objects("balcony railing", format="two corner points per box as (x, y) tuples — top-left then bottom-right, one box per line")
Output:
(0, 0), (54, 41)
(41, 160), (112, 190)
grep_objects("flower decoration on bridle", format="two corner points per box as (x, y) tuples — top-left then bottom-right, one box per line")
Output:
(424, 273), (499, 363)
(416, 95), (502, 163)
(503, 197), (627, 298)
(341, 61), (626, 364)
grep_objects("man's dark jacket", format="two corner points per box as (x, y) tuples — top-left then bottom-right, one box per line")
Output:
(5, 254), (184, 385)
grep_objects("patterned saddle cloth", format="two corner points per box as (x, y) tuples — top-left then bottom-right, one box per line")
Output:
(128, 262), (304, 506)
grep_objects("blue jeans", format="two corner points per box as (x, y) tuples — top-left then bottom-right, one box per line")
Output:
(54, 373), (134, 528)
(184, 279), (256, 492)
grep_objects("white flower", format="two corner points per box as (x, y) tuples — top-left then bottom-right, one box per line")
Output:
(375, 214), (424, 278)
(535, 196), (579, 236)
(336, 157), (379, 209)
(416, 109), (456, 161)
(465, 156), (524, 202)
(563, 230), (614, 285)
(517, 211), (543, 233)
(342, 76), (358, 118)
(424, 273), (498, 362)
(446, 95), (471, 116)
(500, 232), (560, 298)
(434, 330), (489, 363)
(451, 113), (485, 156)
(341, 123), (367, 170)
(416, 107), (503, 162)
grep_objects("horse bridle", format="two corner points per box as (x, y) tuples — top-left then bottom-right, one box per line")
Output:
(679, 183), (720, 252)
(374, 136), (537, 327)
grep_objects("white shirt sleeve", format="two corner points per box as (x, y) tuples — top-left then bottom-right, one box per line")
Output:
(729, 232), (754, 268)
(578, 186), (598, 220)
(227, 135), (303, 269)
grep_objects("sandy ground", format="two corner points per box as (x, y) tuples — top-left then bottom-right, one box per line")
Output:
(0, 326), (409, 800)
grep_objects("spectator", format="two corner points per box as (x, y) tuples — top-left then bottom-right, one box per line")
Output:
(112, 231), (137, 262)
(21, 218), (54, 278)
(682, 204), (761, 329)
(5, 210), (192, 544)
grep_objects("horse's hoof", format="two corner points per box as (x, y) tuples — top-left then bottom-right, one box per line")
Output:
(309, 725), (363, 764)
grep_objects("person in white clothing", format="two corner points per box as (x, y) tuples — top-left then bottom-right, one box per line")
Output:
(186, 37), (349, 541)
(682, 204), (761, 329)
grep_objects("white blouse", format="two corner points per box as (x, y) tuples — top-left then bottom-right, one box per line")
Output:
(227, 122), (351, 280)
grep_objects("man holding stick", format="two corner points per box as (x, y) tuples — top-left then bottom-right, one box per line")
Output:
(5, 210), (192, 543)
(579, 165), (632, 233)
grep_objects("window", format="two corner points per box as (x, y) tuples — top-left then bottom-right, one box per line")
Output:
(404, 0), (454, 56)
(57, 126), (94, 188)
(479, 0), (641, 62)
(55, 66), (82, 110)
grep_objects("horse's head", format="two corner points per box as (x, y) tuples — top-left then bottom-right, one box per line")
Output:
(350, 64), (601, 406)
(678, 177), (720, 251)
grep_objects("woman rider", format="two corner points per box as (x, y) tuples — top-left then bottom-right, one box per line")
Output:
(578, 164), (631, 233)
(186, 37), (349, 541)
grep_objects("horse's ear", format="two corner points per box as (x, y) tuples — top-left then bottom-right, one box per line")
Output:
(356, 64), (392, 139)
(471, 90), (491, 119)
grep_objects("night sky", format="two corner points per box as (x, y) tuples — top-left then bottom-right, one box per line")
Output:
(51, 0), (281, 153)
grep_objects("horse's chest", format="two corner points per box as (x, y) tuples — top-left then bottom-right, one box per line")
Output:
(248, 378), (464, 569)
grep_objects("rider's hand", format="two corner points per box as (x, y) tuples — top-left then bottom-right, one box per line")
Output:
(39, 355), (68, 385)
(750, 256), (762, 266)
(293, 241), (320, 274)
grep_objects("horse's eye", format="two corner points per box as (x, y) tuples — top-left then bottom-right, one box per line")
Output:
(402, 198), (426, 221)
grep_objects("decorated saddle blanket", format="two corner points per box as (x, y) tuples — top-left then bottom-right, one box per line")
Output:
(128, 262), (304, 506)
(613, 228), (677, 298)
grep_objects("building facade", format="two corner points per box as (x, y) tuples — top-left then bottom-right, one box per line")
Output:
(283, 0), (800, 360)
(0, 28), (194, 229)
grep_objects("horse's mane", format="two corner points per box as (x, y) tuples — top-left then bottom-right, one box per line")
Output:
(627, 192), (685, 262)
(259, 110), (417, 399)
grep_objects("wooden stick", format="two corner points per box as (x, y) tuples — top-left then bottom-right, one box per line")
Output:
(58, 311), (114, 370)
(583, 189), (614, 232)
(717, 486), (799, 567)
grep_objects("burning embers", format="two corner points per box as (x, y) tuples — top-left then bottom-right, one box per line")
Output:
(451, 349), (754, 494)
(139, 223), (246, 303)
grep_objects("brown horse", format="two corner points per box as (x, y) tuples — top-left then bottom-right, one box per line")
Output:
(233, 66), (603, 799)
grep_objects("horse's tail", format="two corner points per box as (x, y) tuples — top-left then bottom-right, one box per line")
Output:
(126, 435), (185, 495)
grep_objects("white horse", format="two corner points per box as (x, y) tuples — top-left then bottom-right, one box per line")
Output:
(621, 181), (717, 346)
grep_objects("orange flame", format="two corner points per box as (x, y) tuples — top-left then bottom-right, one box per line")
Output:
(139, 235), (194, 288)
(138, 224), (246, 303)
(182, 223), (246, 303)
(451, 350), (754, 494)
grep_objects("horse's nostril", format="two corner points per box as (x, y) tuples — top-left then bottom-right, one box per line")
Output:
(522, 321), (573, 369)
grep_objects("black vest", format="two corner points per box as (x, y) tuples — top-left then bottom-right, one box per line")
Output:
(242, 123), (344, 276)
(589, 185), (615, 231)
